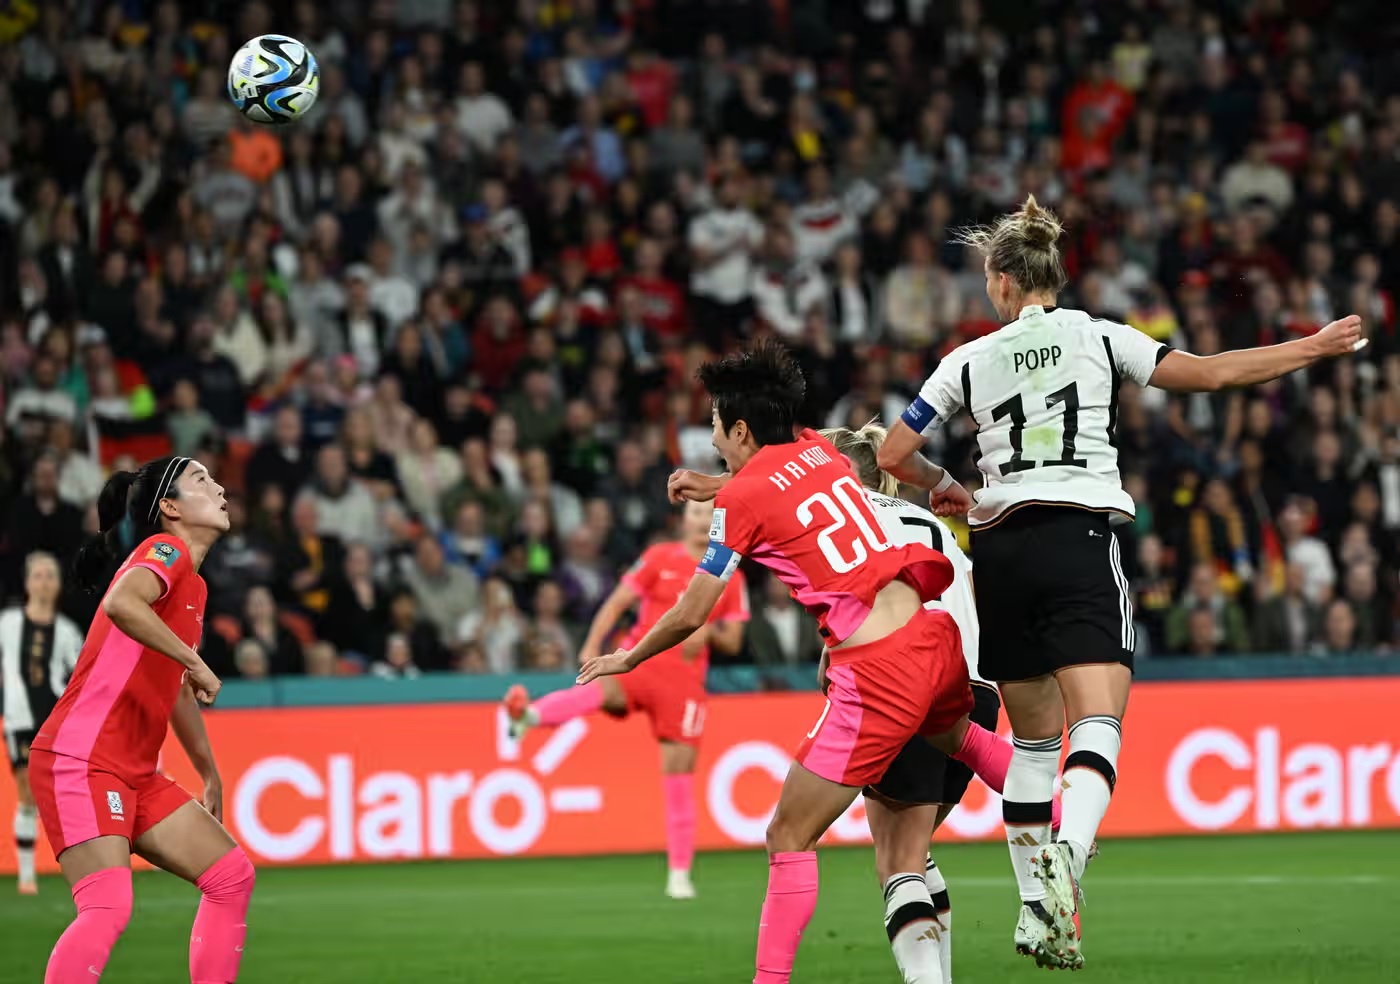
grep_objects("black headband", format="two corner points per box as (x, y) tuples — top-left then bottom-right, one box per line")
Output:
(147, 457), (190, 523)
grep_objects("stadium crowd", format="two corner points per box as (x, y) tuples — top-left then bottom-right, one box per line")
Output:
(0, 0), (1395, 678)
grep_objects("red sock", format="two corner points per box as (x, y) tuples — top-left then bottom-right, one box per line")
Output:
(956, 723), (1062, 827)
(662, 774), (696, 872)
(533, 681), (605, 727)
(753, 851), (818, 984)
(46, 866), (132, 983)
(190, 847), (256, 984)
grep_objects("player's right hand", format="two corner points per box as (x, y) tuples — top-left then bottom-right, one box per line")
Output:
(576, 649), (633, 684)
(185, 663), (222, 705)
(667, 469), (724, 504)
(930, 480), (974, 518)
(1310, 314), (1366, 357)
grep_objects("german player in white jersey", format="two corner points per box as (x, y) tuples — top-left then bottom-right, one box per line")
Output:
(1, 552), (82, 894)
(875, 196), (1366, 970)
(823, 423), (998, 984)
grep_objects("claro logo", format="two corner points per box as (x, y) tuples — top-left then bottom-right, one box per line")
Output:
(232, 712), (602, 861)
(1166, 727), (1400, 830)
(704, 741), (1005, 843)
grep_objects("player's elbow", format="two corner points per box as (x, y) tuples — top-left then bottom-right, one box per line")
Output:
(101, 588), (133, 624)
(875, 441), (906, 472)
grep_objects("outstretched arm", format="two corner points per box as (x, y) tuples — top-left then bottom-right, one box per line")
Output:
(876, 420), (974, 517)
(577, 572), (728, 683)
(1150, 315), (1365, 392)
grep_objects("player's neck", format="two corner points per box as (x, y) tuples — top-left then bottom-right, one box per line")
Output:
(168, 524), (219, 572)
(23, 602), (54, 624)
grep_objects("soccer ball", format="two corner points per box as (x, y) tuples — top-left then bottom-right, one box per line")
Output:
(227, 35), (319, 126)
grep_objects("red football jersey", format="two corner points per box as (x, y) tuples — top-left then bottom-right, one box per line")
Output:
(699, 429), (953, 646)
(621, 540), (749, 678)
(33, 535), (207, 782)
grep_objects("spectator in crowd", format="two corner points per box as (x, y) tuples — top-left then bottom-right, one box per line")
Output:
(241, 585), (304, 676)
(1166, 563), (1251, 655)
(746, 575), (820, 666)
(457, 576), (528, 674)
(403, 534), (479, 651)
(1252, 563), (1324, 655)
(247, 405), (311, 505)
(303, 442), (380, 549)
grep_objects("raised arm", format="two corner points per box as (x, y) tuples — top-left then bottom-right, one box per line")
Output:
(104, 567), (221, 703)
(1149, 315), (1365, 392)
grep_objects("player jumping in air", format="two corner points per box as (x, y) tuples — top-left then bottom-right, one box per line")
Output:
(2, 552), (82, 895)
(875, 196), (1366, 969)
(503, 498), (748, 900)
(28, 456), (255, 983)
(579, 343), (974, 984)
(673, 421), (1065, 983)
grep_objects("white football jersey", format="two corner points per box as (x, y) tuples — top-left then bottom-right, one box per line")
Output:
(865, 491), (985, 685)
(0, 607), (82, 732)
(902, 305), (1168, 526)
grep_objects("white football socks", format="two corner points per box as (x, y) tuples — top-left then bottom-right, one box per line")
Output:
(1003, 734), (1061, 902)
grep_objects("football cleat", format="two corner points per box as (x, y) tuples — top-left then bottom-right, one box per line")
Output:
(1031, 843), (1084, 970)
(1014, 900), (1076, 970)
(503, 684), (532, 740)
(665, 869), (696, 900)
(18, 879), (37, 896)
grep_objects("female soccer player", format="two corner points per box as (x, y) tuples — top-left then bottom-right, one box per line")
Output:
(874, 196), (1364, 968)
(2, 551), (82, 895)
(503, 499), (748, 900)
(28, 455), (256, 983)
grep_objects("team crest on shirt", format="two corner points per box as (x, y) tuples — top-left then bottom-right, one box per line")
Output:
(146, 542), (180, 568)
(107, 791), (124, 819)
(709, 508), (726, 543)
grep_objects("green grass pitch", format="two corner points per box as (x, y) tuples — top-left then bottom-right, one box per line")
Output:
(0, 832), (1397, 982)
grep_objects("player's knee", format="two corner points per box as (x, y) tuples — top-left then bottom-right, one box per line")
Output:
(75, 868), (135, 937)
(764, 813), (817, 854)
(201, 847), (256, 902)
(1065, 715), (1122, 792)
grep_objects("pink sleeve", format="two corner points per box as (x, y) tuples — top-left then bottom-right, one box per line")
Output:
(127, 539), (188, 600)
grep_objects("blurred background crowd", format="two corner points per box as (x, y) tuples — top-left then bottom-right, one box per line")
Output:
(0, 0), (1396, 680)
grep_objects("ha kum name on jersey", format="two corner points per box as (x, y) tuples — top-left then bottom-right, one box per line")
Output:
(765, 445), (835, 492)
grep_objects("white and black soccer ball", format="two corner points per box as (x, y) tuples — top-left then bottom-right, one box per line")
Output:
(227, 35), (319, 126)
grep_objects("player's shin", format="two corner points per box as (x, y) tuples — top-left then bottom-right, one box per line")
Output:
(753, 852), (818, 984)
(662, 773), (697, 897)
(924, 857), (953, 984)
(189, 847), (256, 984)
(954, 724), (1063, 830)
(1003, 735), (1061, 902)
(884, 872), (943, 984)
(45, 867), (132, 983)
(530, 681), (605, 727)
(14, 803), (37, 890)
(1058, 716), (1121, 880)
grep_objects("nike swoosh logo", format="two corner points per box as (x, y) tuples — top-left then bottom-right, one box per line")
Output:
(187, 604), (198, 610)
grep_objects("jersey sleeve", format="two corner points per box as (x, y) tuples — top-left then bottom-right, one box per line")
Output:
(696, 490), (759, 583)
(710, 569), (751, 623)
(620, 545), (662, 596)
(1100, 319), (1171, 386)
(129, 536), (191, 600)
(901, 351), (967, 434)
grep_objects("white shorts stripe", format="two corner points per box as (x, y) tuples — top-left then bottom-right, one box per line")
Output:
(1108, 534), (1133, 650)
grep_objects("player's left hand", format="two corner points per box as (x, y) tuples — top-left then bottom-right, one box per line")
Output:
(930, 480), (974, 518)
(202, 772), (224, 823)
(576, 649), (633, 684)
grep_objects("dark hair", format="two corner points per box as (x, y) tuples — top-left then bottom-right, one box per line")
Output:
(72, 455), (192, 592)
(696, 340), (807, 447)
